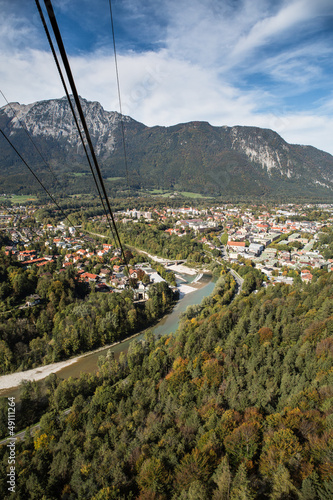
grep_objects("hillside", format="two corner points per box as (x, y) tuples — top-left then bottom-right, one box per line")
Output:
(1, 268), (332, 498)
(0, 97), (333, 200)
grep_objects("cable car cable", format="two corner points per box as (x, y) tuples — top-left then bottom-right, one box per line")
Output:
(35, 0), (116, 244)
(108, 0), (131, 192)
(0, 89), (60, 188)
(0, 128), (75, 228)
(42, 0), (131, 276)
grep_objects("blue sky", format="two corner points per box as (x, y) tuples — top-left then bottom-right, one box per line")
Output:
(1, 0), (333, 154)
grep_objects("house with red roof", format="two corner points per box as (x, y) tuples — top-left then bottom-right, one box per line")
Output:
(37, 260), (54, 267)
(129, 269), (138, 279)
(17, 250), (37, 261)
(257, 223), (269, 231)
(227, 241), (246, 249)
(301, 271), (313, 282)
(80, 272), (99, 283)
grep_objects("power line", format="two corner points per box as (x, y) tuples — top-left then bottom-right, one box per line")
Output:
(0, 128), (75, 228)
(35, 0), (116, 245)
(108, 0), (131, 192)
(0, 89), (60, 188)
(41, 0), (131, 276)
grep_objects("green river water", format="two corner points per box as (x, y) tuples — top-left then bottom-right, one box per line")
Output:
(0, 274), (215, 399)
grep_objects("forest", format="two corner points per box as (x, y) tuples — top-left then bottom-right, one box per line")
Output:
(0, 266), (332, 499)
(83, 220), (208, 263)
(314, 227), (333, 259)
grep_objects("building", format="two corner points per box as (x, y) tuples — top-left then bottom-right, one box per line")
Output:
(248, 243), (264, 256)
(227, 241), (246, 250)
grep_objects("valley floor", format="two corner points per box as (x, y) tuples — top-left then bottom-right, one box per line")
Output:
(0, 266), (207, 392)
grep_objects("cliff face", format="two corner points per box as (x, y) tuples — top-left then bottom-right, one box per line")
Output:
(1, 96), (144, 156)
(1, 97), (332, 199)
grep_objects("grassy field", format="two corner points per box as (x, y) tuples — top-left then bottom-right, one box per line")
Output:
(106, 177), (126, 182)
(146, 189), (174, 198)
(147, 189), (212, 199)
(178, 191), (212, 199)
(147, 189), (166, 194)
(0, 195), (38, 203)
(68, 194), (94, 199)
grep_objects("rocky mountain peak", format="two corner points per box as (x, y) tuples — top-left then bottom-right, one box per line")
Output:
(227, 125), (292, 175)
(0, 96), (332, 199)
(1, 96), (135, 155)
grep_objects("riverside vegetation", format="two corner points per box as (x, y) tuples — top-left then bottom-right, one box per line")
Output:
(0, 265), (332, 499)
(0, 235), (176, 376)
(83, 219), (208, 263)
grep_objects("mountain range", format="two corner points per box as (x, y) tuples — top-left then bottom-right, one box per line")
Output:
(0, 96), (333, 200)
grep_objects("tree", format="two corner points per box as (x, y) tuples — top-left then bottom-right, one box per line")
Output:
(212, 456), (232, 500)
(142, 273), (151, 285)
(242, 272), (258, 295)
(230, 463), (253, 500)
(260, 428), (302, 477)
(0, 340), (13, 374)
(269, 464), (299, 499)
(19, 380), (41, 426)
(224, 421), (260, 465)
(178, 480), (209, 500)
(174, 448), (215, 492)
(137, 457), (170, 495)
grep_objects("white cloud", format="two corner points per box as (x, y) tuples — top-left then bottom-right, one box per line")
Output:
(1, 43), (333, 156)
(0, 49), (63, 105)
(255, 43), (329, 87)
(1, 0), (333, 157)
(230, 0), (333, 63)
(70, 49), (261, 125)
(230, 1), (311, 61)
(273, 112), (333, 153)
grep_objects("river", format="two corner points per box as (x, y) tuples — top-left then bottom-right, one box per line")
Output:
(0, 273), (215, 399)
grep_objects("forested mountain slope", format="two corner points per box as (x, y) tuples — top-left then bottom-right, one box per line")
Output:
(1, 97), (333, 199)
(1, 269), (332, 499)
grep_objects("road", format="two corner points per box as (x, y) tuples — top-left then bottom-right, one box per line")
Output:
(206, 246), (244, 295)
(228, 268), (244, 294)
(0, 409), (71, 446)
(0, 426), (39, 445)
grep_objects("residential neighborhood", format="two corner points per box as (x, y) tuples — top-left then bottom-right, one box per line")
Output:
(0, 201), (332, 301)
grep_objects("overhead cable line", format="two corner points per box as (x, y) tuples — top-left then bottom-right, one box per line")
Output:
(40, 0), (131, 275)
(35, 0), (116, 245)
(0, 128), (75, 228)
(0, 89), (60, 188)
(34, 0), (115, 243)
(108, 0), (131, 192)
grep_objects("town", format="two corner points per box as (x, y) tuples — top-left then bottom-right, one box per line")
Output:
(1, 200), (332, 304)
